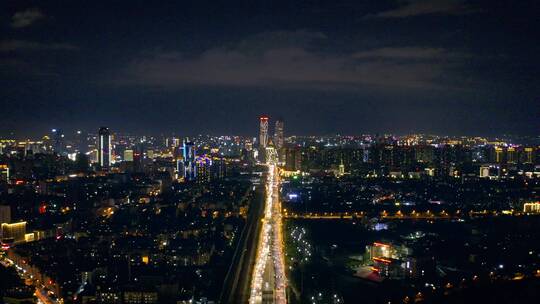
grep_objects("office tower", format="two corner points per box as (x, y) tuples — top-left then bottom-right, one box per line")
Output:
(175, 158), (184, 180)
(98, 127), (112, 169)
(245, 139), (253, 151)
(523, 202), (540, 213)
(166, 137), (181, 148)
(265, 141), (278, 164)
(479, 166), (491, 178)
(285, 147), (302, 171)
(74, 130), (87, 153)
(211, 156), (226, 180)
(494, 146), (504, 163)
(0, 164), (9, 183)
(338, 158), (345, 177)
(507, 147), (517, 164)
(259, 116), (269, 163)
(124, 149), (134, 162)
(182, 139), (196, 181)
(0, 205), (10, 224)
(51, 128), (66, 155)
(1, 222), (26, 243)
(274, 119), (284, 150)
(524, 147), (534, 164)
(259, 116), (269, 149)
(75, 153), (89, 173)
(195, 155), (212, 183)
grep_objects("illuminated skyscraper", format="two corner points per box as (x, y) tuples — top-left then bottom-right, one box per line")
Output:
(74, 130), (86, 153)
(0, 164), (9, 183)
(51, 128), (65, 155)
(98, 127), (112, 169)
(524, 147), (534, 164)
(1, 222), (26, 243)
(264, 138), (278, 164)
(259, 116), (269, 149)
(274, 119), (284, 150)
(284, 147), (302, 171)
(182, 139), (196, 181)
(0, 205), (10, 224)
(195, 155), (212, 183)
(338, 158), (345, 177)
(124, 149), (134, 162)
(507, 147), (517, 164)
(494, 146), (504, 163)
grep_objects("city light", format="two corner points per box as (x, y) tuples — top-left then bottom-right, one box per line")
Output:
(249, 164), (287, 304)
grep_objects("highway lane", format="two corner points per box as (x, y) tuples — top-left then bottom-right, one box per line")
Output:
(249, 165), (287, 304)
(220, 183), (265, 304)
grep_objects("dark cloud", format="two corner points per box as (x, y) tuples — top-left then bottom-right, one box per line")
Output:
(0, 40), (79, 52)
(116, 32), (466, 90)
(0, 1), (538, 137)
(368, 0), (474, 18)
(352, 47), (466, 60)
(10, 8), (45, 28)
(232, 30), (328, 53)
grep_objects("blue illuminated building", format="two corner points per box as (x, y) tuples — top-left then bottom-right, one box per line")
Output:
(182, 139), (196, 181)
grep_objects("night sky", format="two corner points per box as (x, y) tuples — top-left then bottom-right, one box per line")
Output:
(1, 1), (539, 137)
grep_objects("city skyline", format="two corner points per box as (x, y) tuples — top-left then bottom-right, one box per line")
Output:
(1, 118), (540, 141)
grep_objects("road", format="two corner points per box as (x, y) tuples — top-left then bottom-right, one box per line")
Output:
(284, 213), (456, 220)
(220, 183), (265, 304)
(249, 165), (287, 304)
(1, 257), (59, 304)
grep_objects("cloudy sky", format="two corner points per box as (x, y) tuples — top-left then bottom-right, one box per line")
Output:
(1, 0), (539, 137)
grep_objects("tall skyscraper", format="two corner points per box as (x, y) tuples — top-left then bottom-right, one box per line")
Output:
(124, 149), (134, 162)
(274, 119), (284, 150)
(285, 147), (302, 171)
(98, 127), (112, 169)
(0, 205), (11, 224)
(259, 116), (269, 149)
(338, 158), (345, 177)
(51, 128), (65, 155)
(0, 164), (9, 183)
(524, 147), (534, 164)
(195, 155), (212, 183)
(182, 139), (196, 181)
(74, 130), (87, 154)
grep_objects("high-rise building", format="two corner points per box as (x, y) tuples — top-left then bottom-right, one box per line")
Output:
(494, 146), (504, 163)
(507, 147), (517, 164)
(182, 139), (196, 181)
(259, 116), (269, 149)
(211, 157), (226, 180)
(338, 158), (345, 177)
(0, 164), (9, 183)
(274, 119), (284, 150)
(75, 153), (89, 172)
(51, 128), (65, 155)
(265, 141), (278, 164)
(195, 155), (212, 183)
(75, 130), (87, 153)
(124, 149), (134, 162)
(245, 139), (253, 151)
(524, 147), (534, 164)
(285, 147), (302, 171)
(167, 137), (181, 149)
(98, 127), (112, 169)
(523, 202), (540, 213)
(259, 116), (269, 163)
(0, 205), (11, 224)
(1, 221), (26, 243)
